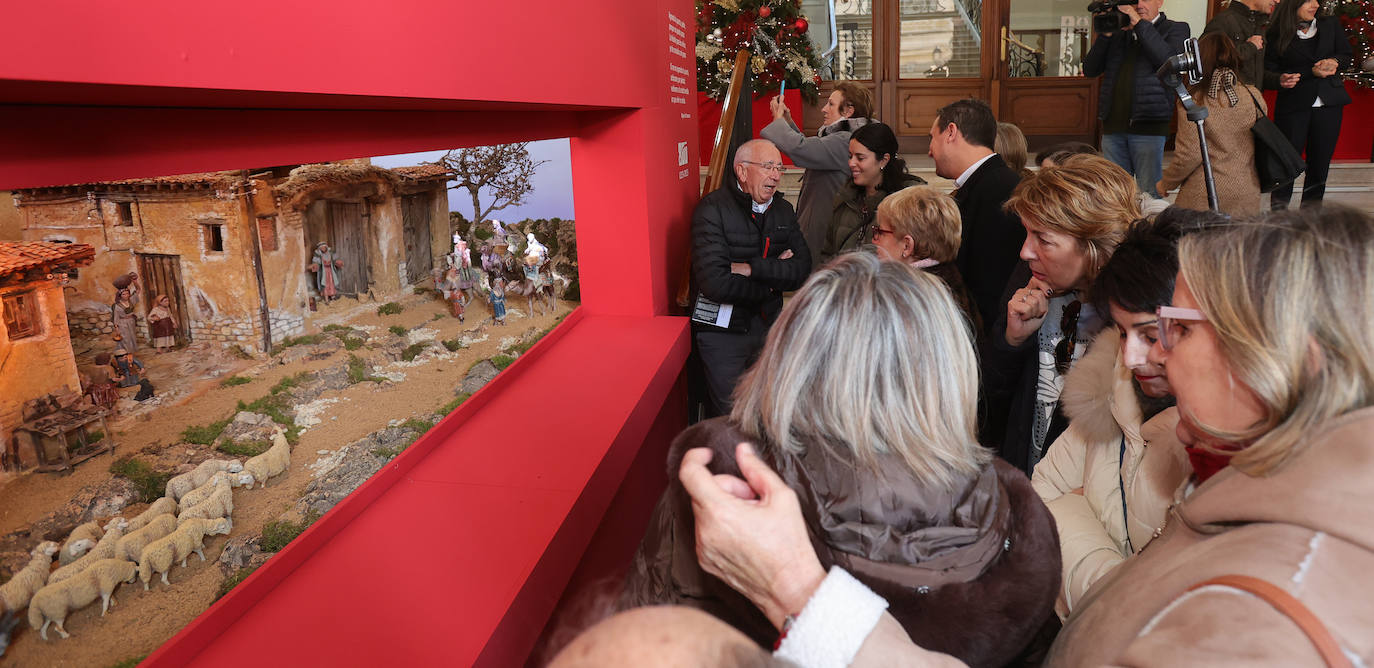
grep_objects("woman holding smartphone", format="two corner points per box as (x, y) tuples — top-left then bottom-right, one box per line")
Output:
(1264, 0), (1351, 210)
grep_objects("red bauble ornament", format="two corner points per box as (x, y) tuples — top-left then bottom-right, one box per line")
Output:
(759, 6), (772, 17)
(795, 17), (808, 32)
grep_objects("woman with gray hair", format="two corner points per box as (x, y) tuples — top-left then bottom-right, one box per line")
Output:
(620, 253), (1061, 666)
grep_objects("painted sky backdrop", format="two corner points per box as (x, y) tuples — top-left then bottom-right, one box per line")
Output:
(371, 139), (575, 222)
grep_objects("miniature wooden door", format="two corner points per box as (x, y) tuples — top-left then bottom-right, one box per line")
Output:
(136, 253), (191, 345)
(401, 193), (434, 285)
(327, 201), (370, 296)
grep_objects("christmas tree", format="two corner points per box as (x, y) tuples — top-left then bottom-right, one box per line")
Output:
(695, 0), (824, 103)
(1336, 0), (1373, 87)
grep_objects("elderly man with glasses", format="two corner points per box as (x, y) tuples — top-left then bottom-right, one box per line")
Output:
(690, 138), (811, 417)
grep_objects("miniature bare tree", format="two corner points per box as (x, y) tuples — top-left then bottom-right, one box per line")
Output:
(436, 143), (548, 235)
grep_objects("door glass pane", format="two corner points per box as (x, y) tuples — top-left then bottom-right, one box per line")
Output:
(898, 0), (982, 78)
(1008, 0), (1092, 77)
(804, 0), (874, 80)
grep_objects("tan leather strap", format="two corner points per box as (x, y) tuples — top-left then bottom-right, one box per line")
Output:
(1187, 575), (1351, 668)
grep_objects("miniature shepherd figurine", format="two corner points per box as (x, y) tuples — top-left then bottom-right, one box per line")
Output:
(147, 294), (177, 353)
(443, 265), (466, 322)
(452, 236), (479, 306)
(111, 287), (140, 353)
(490, 277), (508, 326)
(309, 242), (344, 301)
(111, 347), (156, 401)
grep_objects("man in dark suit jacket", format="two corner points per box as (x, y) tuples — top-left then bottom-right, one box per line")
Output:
(927, 98), (1025, 336)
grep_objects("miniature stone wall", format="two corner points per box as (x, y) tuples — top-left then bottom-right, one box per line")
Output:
(184, 309), (304, 353)
(189, 313), (263, 351)
(67, 308), (115, 338)
(269, 309), (305, 340)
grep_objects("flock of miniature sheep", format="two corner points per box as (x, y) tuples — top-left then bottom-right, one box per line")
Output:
(0, 429), (290, 641)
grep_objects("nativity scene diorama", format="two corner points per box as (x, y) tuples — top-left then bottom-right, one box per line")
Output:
(0, 145), (578, 664)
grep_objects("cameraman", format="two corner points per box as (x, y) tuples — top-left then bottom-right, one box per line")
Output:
(1083, 0), (1190, 198)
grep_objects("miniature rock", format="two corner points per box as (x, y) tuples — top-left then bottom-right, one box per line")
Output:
(216, 411), (277, 445)
(458, 360), (499, 396)
(218, 534), (268, 575)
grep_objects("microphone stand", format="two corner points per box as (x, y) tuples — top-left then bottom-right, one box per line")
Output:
(1157, 64), (1219, 212)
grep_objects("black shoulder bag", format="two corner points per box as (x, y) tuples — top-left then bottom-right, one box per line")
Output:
(1246, 88), (1305, 193)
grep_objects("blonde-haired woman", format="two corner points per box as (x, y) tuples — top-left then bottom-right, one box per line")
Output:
(621, 253), (1061, 666)
(871, 185), (980, 335)
(983, 153), (1139, 474)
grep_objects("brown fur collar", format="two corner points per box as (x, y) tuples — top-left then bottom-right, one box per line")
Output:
(645, 419), (1061, 667)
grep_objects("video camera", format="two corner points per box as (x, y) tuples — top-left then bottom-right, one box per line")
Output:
(1087, 0), (1139, 34)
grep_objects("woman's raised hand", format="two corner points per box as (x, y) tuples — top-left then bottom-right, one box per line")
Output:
(679, 442), (827, 630)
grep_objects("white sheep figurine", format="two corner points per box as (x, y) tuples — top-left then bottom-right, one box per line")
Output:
(138, 517), (232, 590)
(180, 471), (250, 510)
(28, 559), (137, 640)
(242, 430), (290, 489)
(59, 522), (103, 566)
(125, 496), (178, 532)
(0, 541), (59, 614)
(47, 518), (128, 585)
(165, 459), (243, 501)
(116, 513), (177, 563)
(176, 483), (233, 526)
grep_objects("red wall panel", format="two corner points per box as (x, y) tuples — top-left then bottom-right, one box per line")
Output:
(0, 0), (699, 664)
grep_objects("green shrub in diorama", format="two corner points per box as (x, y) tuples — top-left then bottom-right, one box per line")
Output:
(109, 457), (172, 503)
(377, 302), (403, 316)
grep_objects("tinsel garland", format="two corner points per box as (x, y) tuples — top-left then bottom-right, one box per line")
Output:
(696, 0), (824, 103)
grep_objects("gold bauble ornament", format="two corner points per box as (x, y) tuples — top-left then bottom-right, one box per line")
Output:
(717, 59), (734, 74)
(752, 56), (768, 73)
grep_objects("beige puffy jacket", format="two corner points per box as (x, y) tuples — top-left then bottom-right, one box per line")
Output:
(1031, 330), (1190, 616)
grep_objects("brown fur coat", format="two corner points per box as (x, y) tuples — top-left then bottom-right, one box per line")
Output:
(620, 418), (1062, 667)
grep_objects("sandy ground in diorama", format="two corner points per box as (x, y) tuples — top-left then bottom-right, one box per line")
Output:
(0, 290), (575, 667)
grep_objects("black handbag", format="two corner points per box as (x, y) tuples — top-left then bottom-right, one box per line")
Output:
(1247, 89), (1305, 193)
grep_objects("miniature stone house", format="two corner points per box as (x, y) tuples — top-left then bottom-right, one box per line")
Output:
(12, 162), (451, 353)
(0, 241), (95, 467)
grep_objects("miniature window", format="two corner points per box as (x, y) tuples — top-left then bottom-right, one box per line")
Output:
(204, 223), (226, 252)
(2, 291), (41, 340)
(117, 201), (135, 226)
(258, 216), (279, 251)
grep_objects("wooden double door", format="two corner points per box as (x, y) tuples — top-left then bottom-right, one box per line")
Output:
(304, 199), (370, 297)
(803, 0), (1099, 152)
(136, 253), (191, 345)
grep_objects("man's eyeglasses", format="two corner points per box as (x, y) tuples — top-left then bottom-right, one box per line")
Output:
(868, 224), (896, 240)
(741, 160), (784, 173)
(1054, 300), (1082, 374)
(1156, 305), (1207, 351)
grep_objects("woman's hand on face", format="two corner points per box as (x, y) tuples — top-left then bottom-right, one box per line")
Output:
(1005, 277), (1053, 347)
(680, 443), (828, 630)
(1280, 72), (1301, 88)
